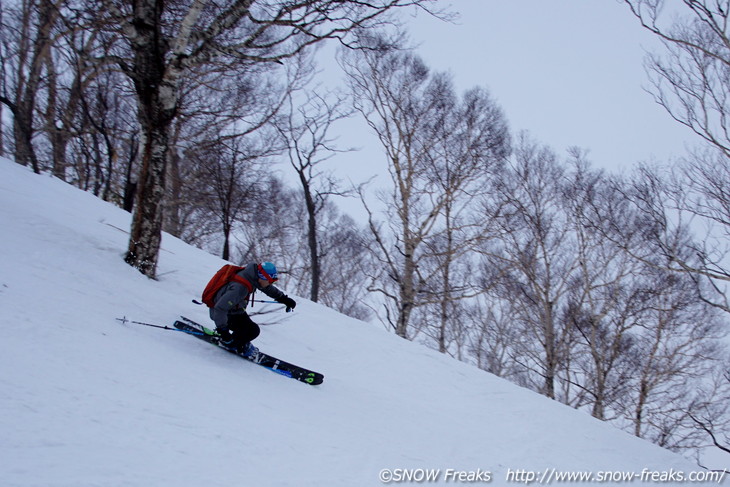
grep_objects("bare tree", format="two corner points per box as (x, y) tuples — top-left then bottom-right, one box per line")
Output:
(236, 175), (303, 275)
(163, 48), (313, 251)
(318, 210), (374, 320)
(344, 46), (508, 339)
(569, 158), (730, 460)
(623, 0), (729, 157)
(344, 49), (447, 337)
(621, 269), (726, 451)
(274, 88), (354, 302)
(417, 86), (509, 354)
(468, 295), (524, 381)
(286, 201), (374, 320)
(621, 0), (730, 311)
(41, 4), (123, 185)
(555, 160), (648, 418)
(478, 133), (581, 400)
(0, 0), (62, 172)
(598, 161), (730, 318)
(190, 135), (274, 261)
(86, 0), (441, 279)
(687, 366), (730, 468)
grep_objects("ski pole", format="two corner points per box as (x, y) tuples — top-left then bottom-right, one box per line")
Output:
(115, 316), (205, 335)
(191, 298), (280, 305)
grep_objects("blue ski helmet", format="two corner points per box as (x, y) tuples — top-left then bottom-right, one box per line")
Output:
(258, 262), (278, 283)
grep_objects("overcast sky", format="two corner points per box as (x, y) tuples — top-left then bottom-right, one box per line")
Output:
(319, 0), (698, 190)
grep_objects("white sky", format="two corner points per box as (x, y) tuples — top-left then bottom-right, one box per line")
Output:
(318, 0), (698, 191)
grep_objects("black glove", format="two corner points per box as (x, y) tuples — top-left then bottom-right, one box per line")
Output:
(278, 295), (297, 312)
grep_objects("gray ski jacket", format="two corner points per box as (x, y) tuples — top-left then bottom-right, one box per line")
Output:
(209, 263), (286, 329)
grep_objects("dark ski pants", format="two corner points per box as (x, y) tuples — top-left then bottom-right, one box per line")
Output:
(226, 312), (261, 346)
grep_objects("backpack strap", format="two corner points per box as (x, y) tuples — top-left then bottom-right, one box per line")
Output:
(230, 273), (256, 307)
(230, 273), (253, 293)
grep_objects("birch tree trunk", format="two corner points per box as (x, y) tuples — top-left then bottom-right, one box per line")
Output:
(122, 0), (181, 277)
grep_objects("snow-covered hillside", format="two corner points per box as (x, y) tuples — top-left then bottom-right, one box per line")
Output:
(0, 157), (714, 486)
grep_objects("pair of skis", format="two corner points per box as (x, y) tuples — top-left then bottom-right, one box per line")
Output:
(174, 316), (324, 386)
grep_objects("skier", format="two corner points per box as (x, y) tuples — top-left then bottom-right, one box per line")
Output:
(208, 262), (296, 357)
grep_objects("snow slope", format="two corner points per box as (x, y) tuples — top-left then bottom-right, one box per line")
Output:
(0, 157), (712, 486)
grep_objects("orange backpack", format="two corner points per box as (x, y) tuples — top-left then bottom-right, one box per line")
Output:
(201, 265), (253, 307)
